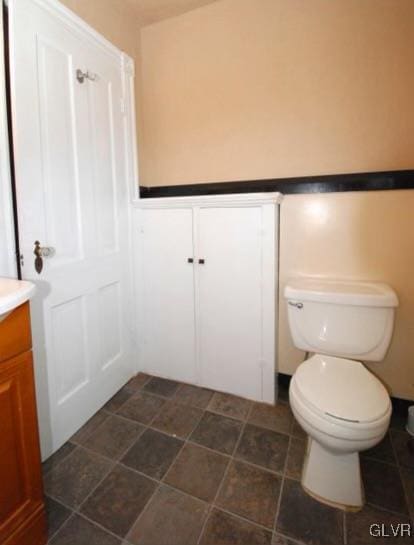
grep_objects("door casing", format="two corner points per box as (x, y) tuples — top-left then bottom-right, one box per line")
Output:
(0, 2), (16, 278)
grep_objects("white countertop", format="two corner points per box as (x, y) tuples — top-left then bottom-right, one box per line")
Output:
(0, 278), (36, 320)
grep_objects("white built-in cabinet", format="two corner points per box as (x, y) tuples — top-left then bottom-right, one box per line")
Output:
(134, 194), (281, 403)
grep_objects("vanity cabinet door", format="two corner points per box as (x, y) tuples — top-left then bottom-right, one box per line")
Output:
(0, 303), (32, 363)
(0, 350), (46, 545)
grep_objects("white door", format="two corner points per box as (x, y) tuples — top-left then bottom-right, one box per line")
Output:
(8, 0), (134, 458)
(197, 206), (274, 402)
(139, 208), (196, 383)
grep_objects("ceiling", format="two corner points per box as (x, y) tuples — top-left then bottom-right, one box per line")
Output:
(126, 0), (220, 26)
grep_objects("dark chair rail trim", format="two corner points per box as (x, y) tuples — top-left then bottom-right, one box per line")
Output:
(139, 170), (414, 198)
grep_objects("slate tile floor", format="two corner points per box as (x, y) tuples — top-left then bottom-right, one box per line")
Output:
(44, 374), (414, 545)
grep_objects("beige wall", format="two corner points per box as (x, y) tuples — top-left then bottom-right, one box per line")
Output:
(139, 0), (414, 186)
(279, 190), (414, 400)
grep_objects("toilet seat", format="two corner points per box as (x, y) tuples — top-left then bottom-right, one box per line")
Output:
(290, 377), (390, 445)
(293, 354), (391, 425)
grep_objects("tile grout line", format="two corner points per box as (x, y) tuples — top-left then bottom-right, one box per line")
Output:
(129, 384), (411, 537)
(70, 408), (112, 442)
(271, 412), (295, 541)
(69, 412), (112, 448)
(365, 501), (413, 519)
(389, 429), (414, 520)
(120, 390), (247, 543)
(43, 408), (113, 478)
(42, 442), (80, 480)
(213, 505), (285, 534)
(195, 401), (258, 544)
(49, 393), (296, 543)
(222, 400), (290, 538)
(123, 480), (163, 544)
(46, 510), (76, 544)
(45, 380), (250, 543)
(47, 500), (127, 545)
(121, 388), (214, 544)
(62, 395), (257, 480)
(45, 500), (74, 544)
(44, 374), (155, 479)
(152, 399), (206, 440)
(46, 384), (161, 544)
(195, 403), (251, 544)
(47, 378), (366, 545)
(46, 419), (161, 545)
(358, 431), (413, 519)
(51, 424), (315, 543)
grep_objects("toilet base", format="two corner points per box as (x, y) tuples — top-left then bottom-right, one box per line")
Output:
(302, 438), (364, 511)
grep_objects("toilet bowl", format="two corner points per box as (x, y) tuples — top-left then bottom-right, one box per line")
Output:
(289, 354), (391, 509)
(284, 278), (398, 510)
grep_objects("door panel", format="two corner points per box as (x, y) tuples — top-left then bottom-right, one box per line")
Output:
(197, 207), (263, 400)
(36, 37), (83, 267)
(9, 0), (133, 458)
(51, 296), (88, 403)
(98, 282), (122, 370)
(88, 76), (119, 257)
(141, 209), (196, 383)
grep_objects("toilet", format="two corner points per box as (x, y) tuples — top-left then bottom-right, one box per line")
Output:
(284, 278), (398, 511)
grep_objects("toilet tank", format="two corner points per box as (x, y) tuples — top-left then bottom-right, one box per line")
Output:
(284, 278), (398, 361)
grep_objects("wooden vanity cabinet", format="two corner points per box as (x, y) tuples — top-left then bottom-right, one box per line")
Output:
(0, 302), (47, 545)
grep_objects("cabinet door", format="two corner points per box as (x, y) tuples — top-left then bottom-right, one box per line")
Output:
(140, 208), (197, 383)
(0, 351), (46, 545)
(197, 206), (275, 402)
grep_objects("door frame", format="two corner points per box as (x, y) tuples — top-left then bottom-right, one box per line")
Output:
(0, 2), (16, 278)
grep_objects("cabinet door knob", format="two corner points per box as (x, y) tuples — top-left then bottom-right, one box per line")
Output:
(198, 259), (205, 264)
(187, 258), (194, 263)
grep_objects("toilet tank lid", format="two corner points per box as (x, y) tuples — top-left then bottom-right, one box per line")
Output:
(284, 278), (398, 307)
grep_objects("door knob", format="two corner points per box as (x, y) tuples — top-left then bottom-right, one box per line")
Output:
(34, 241), (55, 274)
(34, 241), (55, 258)
(198, 259), (205, 264)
